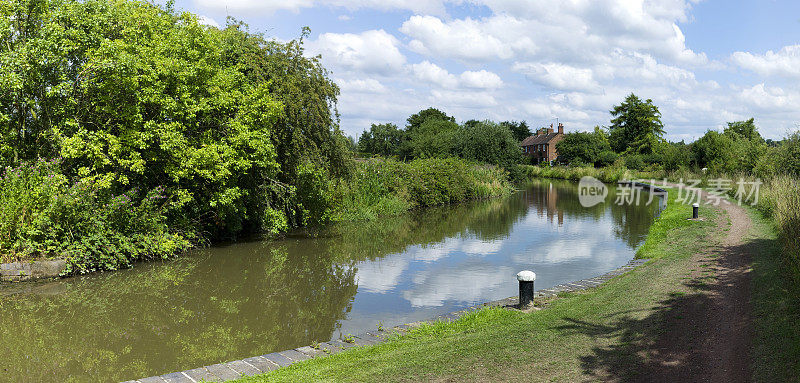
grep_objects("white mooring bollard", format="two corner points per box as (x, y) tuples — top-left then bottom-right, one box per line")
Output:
(517, 270), (536, 307)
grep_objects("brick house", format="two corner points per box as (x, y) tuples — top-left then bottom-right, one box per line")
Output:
(521, 123), (565, 164)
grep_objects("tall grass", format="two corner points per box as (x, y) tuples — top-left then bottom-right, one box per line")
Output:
(515, 164), (655, 183)
(750, 176), (800, 276)
(333, 158), (514, 221)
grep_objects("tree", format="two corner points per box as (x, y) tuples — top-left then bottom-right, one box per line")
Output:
(357, 123), (406, 157)
(724, 118), (763, 142)
(406, 107), (455, 134)
(555, 132), (612, 166)
(456, 121), (521, 168)
(0, 0), (344, 238)
(407, 118), (460, 159)
(501, 120), (533, 142)
(608, 94), (665, 154)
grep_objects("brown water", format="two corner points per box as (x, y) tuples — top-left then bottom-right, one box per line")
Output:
(0, 179), (662, 382)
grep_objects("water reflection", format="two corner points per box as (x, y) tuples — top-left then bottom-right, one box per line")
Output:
(0, 180), (660, 382)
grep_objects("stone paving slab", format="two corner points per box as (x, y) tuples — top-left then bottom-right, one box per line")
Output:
(183, 367), (221, 382)
(295, 346), (325, 358)
(161, 372), (193, 383)
(205, 364), (241, 380)
(127, 258), (650, 382)
(279, 349), (311, 362)
(261, 352), (294, 367)
(242, 356), (278, 372)
(226, 360), (260, 377)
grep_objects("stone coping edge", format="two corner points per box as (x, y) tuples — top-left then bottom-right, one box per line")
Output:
(0, 259), (67, 282)
(124, 258), (651, 383)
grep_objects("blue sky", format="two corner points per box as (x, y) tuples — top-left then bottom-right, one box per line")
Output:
(165, 0), (800, 141)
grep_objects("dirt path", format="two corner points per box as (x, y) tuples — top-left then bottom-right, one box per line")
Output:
(644, 190), (754, 382)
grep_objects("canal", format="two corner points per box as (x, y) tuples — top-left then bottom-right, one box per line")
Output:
(0, 179), (662, 382)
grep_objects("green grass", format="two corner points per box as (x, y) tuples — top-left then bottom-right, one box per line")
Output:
(234, 191), (729, 382)
(635, 189), (699, 259)
(747, 207), (800, 382)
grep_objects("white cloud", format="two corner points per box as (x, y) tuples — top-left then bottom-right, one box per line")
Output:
(336, 78), (388, 93)
(401, 15), (515, 61)
(195, 0), (314, 14)
(308, 30), (406, 75)
(196, 15), (220, 28)
(459, 70), (504, 89)
(513, 62), (600, 92)
(732, 45), (800, 79)
(410, 61), (459, 88)
(410, 62), (504, 90)
(192, 0), (447, 15)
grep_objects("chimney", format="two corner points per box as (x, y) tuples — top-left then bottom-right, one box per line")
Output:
(558, 123), (564, 134)
(547, 123), (554, 134)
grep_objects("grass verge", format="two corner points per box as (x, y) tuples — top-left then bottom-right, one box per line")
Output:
(747, 207), (800, 382)
(234, 191), (736, 382)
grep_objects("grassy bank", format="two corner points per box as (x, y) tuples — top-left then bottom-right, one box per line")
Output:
(333, 158), (514, 221)
(233, 190), (735, 382)
(747, 207), (800, 381)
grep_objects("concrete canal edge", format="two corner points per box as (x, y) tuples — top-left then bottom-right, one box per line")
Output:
(0, 259), (67, 282)
(124, 258), (650, 383)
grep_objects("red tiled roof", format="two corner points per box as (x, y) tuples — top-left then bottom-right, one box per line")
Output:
(520, 132), (561, 146)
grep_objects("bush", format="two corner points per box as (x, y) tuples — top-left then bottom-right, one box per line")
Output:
(456, 121), (522, 169)
(334, 158), (513, 221)
(596, 151), (619, 167)
(624, 155), (646, 170)
(0, 159), (190, 273)
(0, 0), (346, 243)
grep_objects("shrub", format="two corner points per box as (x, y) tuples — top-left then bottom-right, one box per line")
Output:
(0, 159), (190, 273)
(333, 158), (513, 221)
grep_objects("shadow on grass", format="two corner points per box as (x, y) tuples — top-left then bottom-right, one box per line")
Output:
(556, 238), (772, 382)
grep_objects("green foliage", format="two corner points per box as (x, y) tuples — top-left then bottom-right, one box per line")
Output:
(500, 120), (532, 142)
(692, 120), (766, 174)
(596, 151), (619, 167)
(608, 94), (666, 154)
(744, 175), (800, 279)
(357, 123), (407, 157)
(0, 0), (349, 269)
(334, 158), (513, 221)
(405, 107), (455, 134)
(724, 118), (763, 142)
(456, 120), (522, 168)
(556, 131), (611, 166)
(0, 159), (190, 272)
(407, 118), (460, 159)
(0, 0), (347, 244)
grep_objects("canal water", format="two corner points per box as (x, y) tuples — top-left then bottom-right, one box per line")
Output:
(0, 179), (662, 382)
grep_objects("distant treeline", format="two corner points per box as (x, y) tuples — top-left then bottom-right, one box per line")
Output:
(356, 108), (531, 170)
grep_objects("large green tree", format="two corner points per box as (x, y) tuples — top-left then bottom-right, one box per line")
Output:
(357, 123), (406, 157)
(556, 131), (613, 166)
(0, 0), (345, 238)
(406, 107), (455, 134)
(456, 120), (521, 168)
(501, 120), (533, 142)
(608, 94), (666, 154)
(692, 118), (766, 174)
